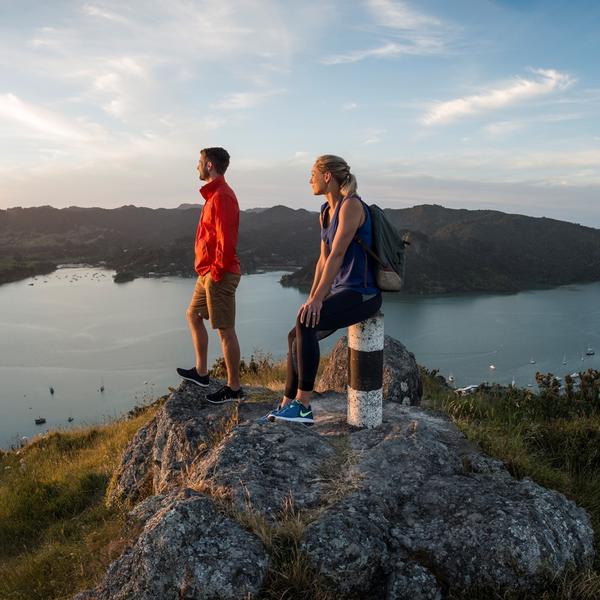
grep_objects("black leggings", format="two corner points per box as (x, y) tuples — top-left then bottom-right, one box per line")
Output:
(285, 290), (382, 398)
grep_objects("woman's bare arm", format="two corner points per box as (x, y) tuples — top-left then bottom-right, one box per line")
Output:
(309, 241), (329, 297)
(299, 197), (363, 327)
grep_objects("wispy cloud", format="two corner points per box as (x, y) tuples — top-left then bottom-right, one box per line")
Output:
(367, 0), (441, 29)
(211, 88), (285, 110)
(363, 128), (387, 144)
(322, 40), (443, 65)
(342, 102), (358, 111)
(423, 68), (575, 125)
(322, 0), (450, 65)
(83, 4), (130, 25)
(0, 93), (103, 141)
(483, 112), (584, 138)
(483, 120), (526, 138)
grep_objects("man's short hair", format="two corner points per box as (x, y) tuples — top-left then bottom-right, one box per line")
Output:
(201, 147), (230, 175)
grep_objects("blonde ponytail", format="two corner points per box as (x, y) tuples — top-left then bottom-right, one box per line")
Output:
(315, 155), (358, 198)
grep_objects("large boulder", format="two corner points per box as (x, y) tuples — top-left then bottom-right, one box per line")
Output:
(316, 334), (422, 405)
(75, 489), (269, 600)
(299, 398), (594, 596)
(190, 420), (336, 519)
(93, 382), (593, 599)
(107, 380), (241, 507)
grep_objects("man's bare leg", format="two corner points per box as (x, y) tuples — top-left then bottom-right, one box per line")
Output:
(186, 308), (208, 376)
(217, 327), (240, 390)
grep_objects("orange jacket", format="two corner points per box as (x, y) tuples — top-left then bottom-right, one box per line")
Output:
(194, 176), (241, 281)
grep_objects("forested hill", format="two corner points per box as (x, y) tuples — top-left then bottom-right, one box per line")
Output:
(1, 203), (600, 293)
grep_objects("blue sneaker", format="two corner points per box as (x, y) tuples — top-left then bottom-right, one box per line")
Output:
(273, 399), (314, 425)
(256, 403), (283, 424)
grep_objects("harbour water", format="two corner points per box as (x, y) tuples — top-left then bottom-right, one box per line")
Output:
(1, 267), (598, 448)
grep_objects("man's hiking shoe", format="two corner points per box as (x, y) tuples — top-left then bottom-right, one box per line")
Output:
(272, 399), (314, 425)
(177, 367), (210, 387)
(256, 403), (283, 424)
(206, 385), (244, 404)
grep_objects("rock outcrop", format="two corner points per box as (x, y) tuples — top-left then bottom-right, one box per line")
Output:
(317, 334), (422, 405)
(75, 489), (269, 600)
(80, 360), (593, 599)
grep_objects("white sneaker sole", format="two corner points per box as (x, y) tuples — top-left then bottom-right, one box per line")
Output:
(179, 375), (209, 387)
(206, 397), (243, 404)
(273, 415), (314, 424)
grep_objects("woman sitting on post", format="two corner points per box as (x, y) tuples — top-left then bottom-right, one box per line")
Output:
(265, 155), (382, 424)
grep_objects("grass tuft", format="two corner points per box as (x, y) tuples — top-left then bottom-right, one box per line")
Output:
(0, 405), (158, 600)
(424, 367), (600, 596)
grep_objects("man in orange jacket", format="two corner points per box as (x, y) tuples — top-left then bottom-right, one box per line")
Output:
(177, 147), (243, 403)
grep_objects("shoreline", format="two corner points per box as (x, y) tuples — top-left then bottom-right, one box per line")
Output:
(2, 259), (600, 297)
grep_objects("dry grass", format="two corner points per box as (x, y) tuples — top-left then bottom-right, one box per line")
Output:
(424, 367), (600, 599)
(232, 496), (337, 600)
(0, 405), (159, 600)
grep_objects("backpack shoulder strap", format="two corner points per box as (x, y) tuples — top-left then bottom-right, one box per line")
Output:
(354, 234), (387, 267)
(320, 202), (329, 228)
(354, 202), (388, 266)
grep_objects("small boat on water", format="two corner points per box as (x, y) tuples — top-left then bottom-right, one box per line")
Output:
(35, 417), (46, 425)
(455, 384), (479, 396)
(562, 354), (567, 365)
(67, 417), (74, 423)
(489, 364), (496, 370)
(49, 386), (54, 395)
(530, 358), (536, 364)
(586, 346), (595, 356)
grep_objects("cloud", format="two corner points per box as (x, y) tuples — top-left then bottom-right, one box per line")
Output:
(363, 128), (387, 144)
(507, 149), (600, 171)
(367, 0), (442, 29)
(483, 120), (525, 138)
(483, 112), (584, 138)
(82, 4), (130, 25)
(0, 93), (103, 141)
(211, 88), (285, 111)
(322, 40), (443, 65)
(342, 102), (358, 111)
(322, 0), (450, 65)
(0, 0), (301, 174)
(423, 68), (575, 125)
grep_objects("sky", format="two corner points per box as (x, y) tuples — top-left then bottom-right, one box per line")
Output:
(1, 0), (599, 227)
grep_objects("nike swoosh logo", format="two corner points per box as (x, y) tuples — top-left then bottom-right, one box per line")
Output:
(300, 410), (312, 417)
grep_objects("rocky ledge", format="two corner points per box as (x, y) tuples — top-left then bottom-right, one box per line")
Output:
(76, 344), (594, 599)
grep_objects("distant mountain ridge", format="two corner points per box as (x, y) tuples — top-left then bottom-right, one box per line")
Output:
(1, 203), (599, 293)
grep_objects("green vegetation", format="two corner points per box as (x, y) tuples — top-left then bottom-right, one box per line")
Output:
(0, 257), (56, 285)
(424, 367), (600, 599)
(2, 358), (600, 599)
(0, 405), (160, 600)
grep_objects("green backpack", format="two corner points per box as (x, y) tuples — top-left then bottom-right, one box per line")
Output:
(355, 203), (410, 292)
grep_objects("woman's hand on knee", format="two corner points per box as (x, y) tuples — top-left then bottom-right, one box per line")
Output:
(299, 297), (323, 328)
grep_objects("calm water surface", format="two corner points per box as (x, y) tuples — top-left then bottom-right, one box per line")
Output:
(1, 268), (599, 448)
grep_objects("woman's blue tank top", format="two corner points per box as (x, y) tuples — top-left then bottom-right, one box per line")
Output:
(320, 195), (379, 295)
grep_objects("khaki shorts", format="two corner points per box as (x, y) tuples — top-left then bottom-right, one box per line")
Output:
(189, 272), (240, 329)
